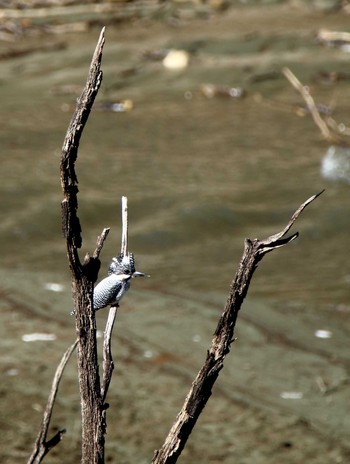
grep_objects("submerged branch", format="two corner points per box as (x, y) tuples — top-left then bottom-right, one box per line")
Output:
(282, 67), (348, 146)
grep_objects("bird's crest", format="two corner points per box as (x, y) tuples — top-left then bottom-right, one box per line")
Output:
(108, 252), (136, 276)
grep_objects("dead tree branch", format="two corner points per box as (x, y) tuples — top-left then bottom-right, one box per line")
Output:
(93, 228), (111, 260)
(60, 27), (107, 464)
(282, 67), (349, 146)
(152, 191), (323, 464)
(101, 305), (118, 404)
(101, 197), (129, 403)
(28, 339), (78, 464)
(120, 196), (129, 257)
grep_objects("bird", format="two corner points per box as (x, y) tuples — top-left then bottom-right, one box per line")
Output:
(93, 252), (146, 311)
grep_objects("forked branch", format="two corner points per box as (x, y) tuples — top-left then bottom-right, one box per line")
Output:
(29, 28), (109, 464)
(60, 28), (107, 464)
(152, 191), (323, 464)
(28, 340), (78, 464)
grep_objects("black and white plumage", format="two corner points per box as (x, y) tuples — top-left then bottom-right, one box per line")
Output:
(93, 252), (145, 311)
(108, 253), (136, 276)
(93, 272), (131, 310)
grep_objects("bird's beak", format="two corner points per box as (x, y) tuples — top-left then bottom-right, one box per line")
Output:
(132, 271), (149, 278)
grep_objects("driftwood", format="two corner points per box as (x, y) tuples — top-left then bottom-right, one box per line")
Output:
(316, 29), (350, 48)
(282, 67), (350, 146)
(152, 191), (323, 464)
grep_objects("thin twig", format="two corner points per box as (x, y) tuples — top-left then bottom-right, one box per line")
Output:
(152, 192), (323, 464)
(28, 339), (78, 464)
(282, 67), (331, 139)
(101, 197), (129, 404)
(101, 306), (118, 403)
(93, 228), (110, 260)
(121, 196), (128, 256)
(261, 190), (324, 250)
(282, 67), (344, 145)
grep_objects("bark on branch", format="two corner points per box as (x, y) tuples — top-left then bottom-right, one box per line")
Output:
(152, 191), (323, 464)
(60, 28), (107, 464)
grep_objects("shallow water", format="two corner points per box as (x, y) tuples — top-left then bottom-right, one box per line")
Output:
(1, 3), (350, 463)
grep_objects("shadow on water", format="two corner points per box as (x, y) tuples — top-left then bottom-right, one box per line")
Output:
(1, 2), (350, 463)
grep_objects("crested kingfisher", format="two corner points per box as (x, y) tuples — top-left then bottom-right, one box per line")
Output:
(93, 252), (146, 311)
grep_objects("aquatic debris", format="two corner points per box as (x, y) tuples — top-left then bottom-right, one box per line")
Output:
(295, 103), (332, 117)
(44, 282), (64, 292)
(22, 333), (57, 342)
(283, 67), (348, 145)
(321, 145), (350, 183)
(280, 391), (303, 400)
(142, 48), (168, 61)
(313, 70), (350, 84)
(94, 99), (134, 112)
(317, 29), (350, 52)
(62, 99), (134, 113)
(162, 49), (190, 70)
(143, 350), (154, 358)
(314, 329), (333, 339)
(144, 47), (190, 70)
(200, 83), (245, 99)
(247, 70), (280, 84)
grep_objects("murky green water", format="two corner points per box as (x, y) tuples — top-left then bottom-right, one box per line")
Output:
(1, 3), (350, 463)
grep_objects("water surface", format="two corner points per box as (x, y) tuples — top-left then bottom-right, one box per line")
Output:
(1, 3), (350, 463)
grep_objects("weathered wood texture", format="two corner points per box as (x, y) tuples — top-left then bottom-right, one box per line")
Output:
(152, 192), (323, 464)
(60, 28), (106, 464)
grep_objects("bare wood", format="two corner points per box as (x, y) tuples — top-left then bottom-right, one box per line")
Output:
(317, 29), (350, 45)
(93, 228), (111, 260)
(60, 28), (106, 464)
(152, 192), (323, 464)
(282, 67), (345, 145)
(101, 197), (129, 403)
(282, 67), (332, 140)
(28, 339), (78, 464)
(121, 196), (128, 256)
(101, 306), (118, 403)
(61, 26), (105, 268)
